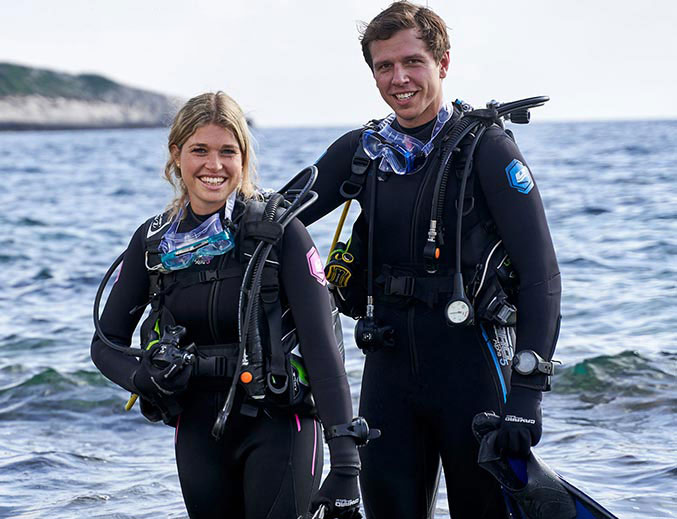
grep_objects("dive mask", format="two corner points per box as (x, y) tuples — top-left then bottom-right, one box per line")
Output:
(361, 103), (454, 175)
(158, 207), (235, 272)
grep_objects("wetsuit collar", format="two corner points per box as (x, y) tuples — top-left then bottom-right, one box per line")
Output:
(187, 190), (237, 223)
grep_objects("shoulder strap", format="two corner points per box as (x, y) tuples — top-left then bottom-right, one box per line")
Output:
(138, 210), (175, 307)
(142, 209), (173, 273)
(340, 120), (382, 199)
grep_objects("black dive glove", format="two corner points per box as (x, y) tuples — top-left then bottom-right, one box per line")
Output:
(310, 466), (361, 519)
(132, 341), (194, 399)
(309, 435), (362, 519)
(495, 386), (542, 458)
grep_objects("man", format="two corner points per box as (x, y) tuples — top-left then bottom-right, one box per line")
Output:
(299, 2), (561, 517)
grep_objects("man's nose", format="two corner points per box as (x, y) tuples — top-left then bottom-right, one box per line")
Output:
(392, 63), (409, 85)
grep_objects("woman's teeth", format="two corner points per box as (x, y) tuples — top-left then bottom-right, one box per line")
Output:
(200, 176), (225, 185)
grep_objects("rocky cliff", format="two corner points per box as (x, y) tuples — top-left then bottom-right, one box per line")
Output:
(0, 63), (178, 130)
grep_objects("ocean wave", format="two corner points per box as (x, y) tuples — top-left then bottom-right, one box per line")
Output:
(554, 350), (676, 404)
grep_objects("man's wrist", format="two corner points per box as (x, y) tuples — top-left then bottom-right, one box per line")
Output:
(510, 372), (551, 391)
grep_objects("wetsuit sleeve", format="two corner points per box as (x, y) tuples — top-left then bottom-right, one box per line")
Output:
(475, 127), (561, 389)
(90, 224), (150, 393)
(293, 129), (363, 226)
(279, 218), (353, 426)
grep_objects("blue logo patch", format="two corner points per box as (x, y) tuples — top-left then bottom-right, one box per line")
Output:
(505, 159), (534, 194)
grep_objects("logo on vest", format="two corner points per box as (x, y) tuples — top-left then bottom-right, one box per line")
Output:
(306, 247), (327, 286)
(147, 213), (171, 238)
(505, 159), (534, 194)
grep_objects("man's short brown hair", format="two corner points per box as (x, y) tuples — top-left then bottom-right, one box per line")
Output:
(360, 1), (450, 70)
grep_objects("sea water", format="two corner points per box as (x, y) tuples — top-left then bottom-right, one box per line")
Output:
(0, 121), (675, 518)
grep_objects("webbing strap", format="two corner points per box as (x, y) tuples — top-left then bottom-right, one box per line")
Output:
(378, 273), (455, 307)
(340, 144), (371, 199)
(192, 344), (239, 378)
(164, 266), (242, 289)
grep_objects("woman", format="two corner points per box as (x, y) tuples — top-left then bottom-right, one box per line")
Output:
(91, 92), (365, 519)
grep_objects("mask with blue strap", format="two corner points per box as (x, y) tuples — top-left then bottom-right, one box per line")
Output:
(362, 102), (454, 175)
(157, 192), (236, 272)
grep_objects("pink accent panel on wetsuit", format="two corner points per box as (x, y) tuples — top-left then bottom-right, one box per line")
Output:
(306, 246), (327, 286)
(312, 419), (318, 476)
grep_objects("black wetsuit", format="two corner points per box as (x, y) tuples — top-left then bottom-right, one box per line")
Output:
(300, 111), (561, 518)
(91, 199), (353, 519)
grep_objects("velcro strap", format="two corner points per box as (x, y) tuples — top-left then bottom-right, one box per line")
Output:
(244, 220), (284, 244)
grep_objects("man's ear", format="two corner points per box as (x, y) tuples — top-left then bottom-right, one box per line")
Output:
(439, 50), (450, 79)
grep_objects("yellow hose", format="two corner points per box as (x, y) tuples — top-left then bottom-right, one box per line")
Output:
(328, 200), (352, 260)
(125, 393), (138, 411)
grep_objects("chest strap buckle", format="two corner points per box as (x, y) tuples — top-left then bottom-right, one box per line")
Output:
(384, 275), (415, 297)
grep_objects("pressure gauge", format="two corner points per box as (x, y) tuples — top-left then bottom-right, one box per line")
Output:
(445, 299), (473, 326)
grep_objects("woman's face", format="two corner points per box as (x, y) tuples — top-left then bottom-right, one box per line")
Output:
(171, 123), (244, 215)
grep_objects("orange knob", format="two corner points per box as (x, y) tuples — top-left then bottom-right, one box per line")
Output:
(240, 371), (253, 384)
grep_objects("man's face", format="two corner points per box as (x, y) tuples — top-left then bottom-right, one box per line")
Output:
(370, 28), (449, 128)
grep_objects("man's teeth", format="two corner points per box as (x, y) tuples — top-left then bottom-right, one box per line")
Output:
(200, 176), (225, 185)
(395, 92), (415, 100)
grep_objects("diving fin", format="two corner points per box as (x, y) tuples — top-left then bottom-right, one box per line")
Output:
(472, 412), (619, 519)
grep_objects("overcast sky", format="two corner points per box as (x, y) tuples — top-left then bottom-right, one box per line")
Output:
(3, 0), (676, 126)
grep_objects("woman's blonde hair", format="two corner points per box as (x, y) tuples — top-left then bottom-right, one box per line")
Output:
(164, 92), (258, 216)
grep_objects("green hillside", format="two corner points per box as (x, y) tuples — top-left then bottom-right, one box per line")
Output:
(0, 63), (125, 99)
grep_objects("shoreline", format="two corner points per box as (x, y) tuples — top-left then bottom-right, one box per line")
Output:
(0, 122), (166, 132)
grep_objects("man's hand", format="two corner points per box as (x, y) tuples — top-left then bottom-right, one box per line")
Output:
(495, 386), (542, 458)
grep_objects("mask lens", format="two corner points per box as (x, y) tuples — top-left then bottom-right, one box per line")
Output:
(160, 225), (235, 271)
(362, 131), (384, 158)
(161, 251), (195, 271)
(382, 148), (408, 174)
(363, 131), (412, 174)
(194, 231), (235, 259)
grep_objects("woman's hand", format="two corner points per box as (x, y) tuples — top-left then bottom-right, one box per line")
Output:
(132, 341), (193, 398)
(309, 466), (362, 519)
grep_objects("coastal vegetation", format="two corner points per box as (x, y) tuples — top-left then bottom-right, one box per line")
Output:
(0, 63), (177, 130)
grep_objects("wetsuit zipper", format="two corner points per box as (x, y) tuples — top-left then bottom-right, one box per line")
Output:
(407, 307), (419, 378)
(207, 254), (227, 343)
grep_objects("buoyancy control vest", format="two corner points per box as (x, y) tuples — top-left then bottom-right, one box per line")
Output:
(139, 197), (344, 422)
(337, 101), (519, 327)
